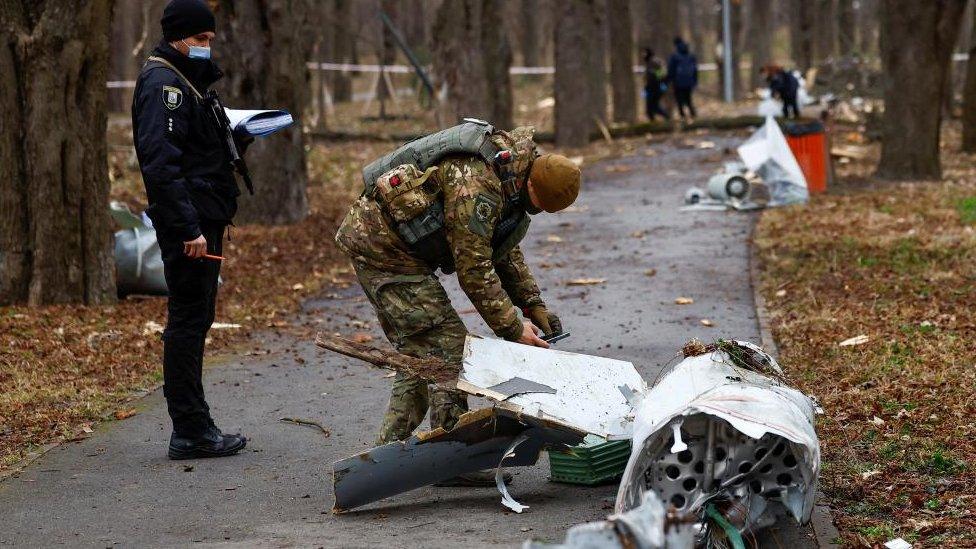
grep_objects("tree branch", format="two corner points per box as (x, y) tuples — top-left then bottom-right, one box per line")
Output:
(314, 332), (459, 385)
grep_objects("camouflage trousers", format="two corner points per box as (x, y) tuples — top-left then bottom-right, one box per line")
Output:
(351, 260), (469, 445)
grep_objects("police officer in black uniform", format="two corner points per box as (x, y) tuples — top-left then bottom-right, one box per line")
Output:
(132, 0), (247, 459)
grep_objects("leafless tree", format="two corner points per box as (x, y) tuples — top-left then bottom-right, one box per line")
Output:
(214, 0), (313, 224)
(554, 0), (607, 147)
(432, 0), (489, 123)
(608, 0), (637, 123)
(482, 0), (514, 128)
(961, 4), (976, 152)
(0, 0), (116, 305)
(749, 0), (772, 89)
(876, 0), (967, 180)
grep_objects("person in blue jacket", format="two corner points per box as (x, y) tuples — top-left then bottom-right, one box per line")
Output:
(666, 37), (699, 121)
(131, 0), (250, 460)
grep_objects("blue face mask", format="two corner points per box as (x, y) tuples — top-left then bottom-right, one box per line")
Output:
(182, 40), (211, 60)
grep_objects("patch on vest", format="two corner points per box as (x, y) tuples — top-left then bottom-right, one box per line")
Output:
(468, 193), (500, 237)
(162, 85), (183, 110)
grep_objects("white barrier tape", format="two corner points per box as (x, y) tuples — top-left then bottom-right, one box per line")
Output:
(119, 57), (907, 89)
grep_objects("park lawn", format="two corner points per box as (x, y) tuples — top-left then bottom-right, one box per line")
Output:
(0, 140), (380, 471)
(755, 126), (976, 546)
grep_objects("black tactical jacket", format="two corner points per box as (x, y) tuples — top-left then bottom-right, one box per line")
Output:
(131, 41), (239, 241)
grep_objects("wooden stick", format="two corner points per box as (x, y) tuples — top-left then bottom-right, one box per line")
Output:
(314, 332), (459, 384)
(279, 417), (331, 438)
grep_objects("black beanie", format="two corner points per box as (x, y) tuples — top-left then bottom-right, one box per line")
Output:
(161, 0), (216, 42)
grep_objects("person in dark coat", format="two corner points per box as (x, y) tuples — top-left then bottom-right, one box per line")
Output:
(666, 37), (698, 121)
(762, 64), (801, 119)
(131, 0), (250, 460)
(642, 48), (668, 121)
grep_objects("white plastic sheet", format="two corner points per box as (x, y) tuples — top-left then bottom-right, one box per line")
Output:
(737, 116), (809, 206)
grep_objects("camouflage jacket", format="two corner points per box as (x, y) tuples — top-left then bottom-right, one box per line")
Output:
(336, 156), (544, 342)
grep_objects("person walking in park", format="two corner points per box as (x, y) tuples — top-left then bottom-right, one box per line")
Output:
(667, 37), (699, 121)
(131, 0), (251, 460)
(643, 48), (669, 121)
(334, 121), (580, 486)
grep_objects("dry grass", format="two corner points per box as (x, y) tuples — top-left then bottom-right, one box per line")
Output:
(0, 140), (385, 470)
(755, 123), (976, 546)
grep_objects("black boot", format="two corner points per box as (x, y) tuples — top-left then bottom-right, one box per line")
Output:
(168, 425), (247, 460)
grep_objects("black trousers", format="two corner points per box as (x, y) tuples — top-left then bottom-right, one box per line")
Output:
(782, 96), (801, 119)
(645, 88), (668, 120)
(158, 223), (224, 437)
(674, 87), (696, 118)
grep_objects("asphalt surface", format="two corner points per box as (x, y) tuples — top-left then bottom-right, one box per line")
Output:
(0, 134), (816, 548)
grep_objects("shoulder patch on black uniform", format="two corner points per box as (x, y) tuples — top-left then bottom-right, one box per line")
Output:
(162, 85), (183, 110)
(468, 192), (500, 237)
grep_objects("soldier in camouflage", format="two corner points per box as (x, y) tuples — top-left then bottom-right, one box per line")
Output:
(335, 122), (580, 485)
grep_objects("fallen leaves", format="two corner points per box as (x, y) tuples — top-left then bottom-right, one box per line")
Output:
(674, 297), (694, 305)
(351, 332), (374, 344)
(700, 319), (714, 327)
(113, 409), (137, 421)
(565, 278), (606, 286)
(756, 134), (976, 546)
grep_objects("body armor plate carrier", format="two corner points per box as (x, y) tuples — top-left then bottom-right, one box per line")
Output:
(362, 120), (530, 273)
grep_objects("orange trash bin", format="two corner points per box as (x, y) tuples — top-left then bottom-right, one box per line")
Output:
(784, 120), (830, 194)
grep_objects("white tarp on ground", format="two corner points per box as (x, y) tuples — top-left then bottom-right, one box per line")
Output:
(737, 116), (809, 206)
(458, 336), (646, 440)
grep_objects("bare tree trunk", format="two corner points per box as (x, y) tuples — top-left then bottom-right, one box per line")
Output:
(857, 0), (879, 56)
(814, 0), (836, 63)
(876, 0), (967, 180)
(554, 0), (607, 147)
(215, 0), (311, 224)
(0, 0), (116, 305)
(482, 0), (514, 128)
(837, 0), (856, 57)
(791, 0), (815, 70)
(332, 0), (354, 103)
(643, 0), (679, 56)
(682, 0), (704, 54)
(962, 4), (976, 152)
(519, 0), (540, 66)
(432, 0), (489, 123)
(108, 0), (140, 112)
(749, 0), (772, 89)
(134, 0), (166, 62)
(730, 0), (744, 98)
(609, 0), (637, 123)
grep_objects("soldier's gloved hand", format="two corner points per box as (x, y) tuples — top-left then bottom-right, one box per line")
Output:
(526, 305), (561, 336)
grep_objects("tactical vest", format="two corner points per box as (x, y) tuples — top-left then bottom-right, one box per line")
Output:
(362, 120), (530, 273)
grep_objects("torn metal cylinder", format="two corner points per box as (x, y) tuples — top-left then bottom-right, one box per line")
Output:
(615, 341), (820, 540)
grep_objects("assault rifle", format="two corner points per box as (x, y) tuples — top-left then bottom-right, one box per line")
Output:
(205, 90), (254, 195)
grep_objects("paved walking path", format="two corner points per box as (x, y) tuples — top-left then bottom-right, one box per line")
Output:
(0, 134), (816, 548)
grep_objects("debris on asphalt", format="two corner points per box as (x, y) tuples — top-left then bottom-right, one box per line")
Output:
(325, 335), (821, 541)
(699, 319), (714, 327)
(565, 278), (606, 286)
(279, 417), (332, 438)
(523, 491), (696, 549)
(616, 340), (820, 541)
(674, 297), (694, 305)
(683, 117), (809, 213)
